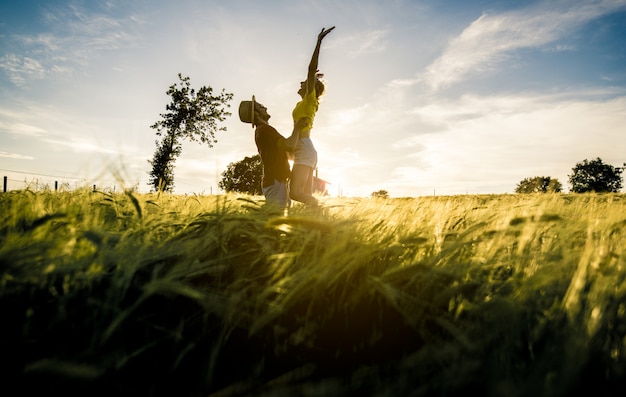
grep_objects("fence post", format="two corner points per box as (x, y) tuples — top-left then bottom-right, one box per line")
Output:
(55, 181), (58, 191)
(3, 176), (6, 192)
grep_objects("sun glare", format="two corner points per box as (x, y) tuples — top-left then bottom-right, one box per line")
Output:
(318, 167), (345, 197)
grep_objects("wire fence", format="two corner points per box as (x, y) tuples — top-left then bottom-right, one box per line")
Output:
(0, 167), (137, 193)
(1, 168), (218, 194)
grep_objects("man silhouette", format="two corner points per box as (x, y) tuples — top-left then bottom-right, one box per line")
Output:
(239, 96), (305, 211)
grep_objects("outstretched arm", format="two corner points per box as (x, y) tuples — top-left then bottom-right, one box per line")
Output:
(306, 26), (335, 95)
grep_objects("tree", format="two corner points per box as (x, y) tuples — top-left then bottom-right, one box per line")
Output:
(148, 73), (233, 192)
(515, 176), (562, 193)
(147, 134), (180, 193)
(371, 190), (389, 199)
(219, 155), (263, 195)
(568, 157), (623, 193)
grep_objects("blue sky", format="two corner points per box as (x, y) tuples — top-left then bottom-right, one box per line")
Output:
(1, 0), (625, 197)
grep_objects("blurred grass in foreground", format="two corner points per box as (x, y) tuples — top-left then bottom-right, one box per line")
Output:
(1, 189), (625, 396)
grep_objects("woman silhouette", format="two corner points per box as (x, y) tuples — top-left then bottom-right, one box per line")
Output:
(289, 26), (335, 207)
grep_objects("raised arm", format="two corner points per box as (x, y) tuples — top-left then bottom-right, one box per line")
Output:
(306, 26), (335, 95)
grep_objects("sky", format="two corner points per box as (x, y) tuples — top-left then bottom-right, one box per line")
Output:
(1, 0), (625, 197)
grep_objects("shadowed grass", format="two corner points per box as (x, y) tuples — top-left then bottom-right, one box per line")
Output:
(1, 190), (626, 396)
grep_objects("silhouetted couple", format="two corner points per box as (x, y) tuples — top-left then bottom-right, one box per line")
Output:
(239, 26), (335, 212)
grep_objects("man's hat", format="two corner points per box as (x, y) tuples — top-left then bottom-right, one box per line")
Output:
(238, 95), (256, 127)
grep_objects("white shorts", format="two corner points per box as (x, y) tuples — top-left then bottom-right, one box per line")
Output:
(293, 137), (317, 168)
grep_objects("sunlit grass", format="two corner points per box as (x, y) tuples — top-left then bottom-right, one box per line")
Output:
(1, 189), (625, 396)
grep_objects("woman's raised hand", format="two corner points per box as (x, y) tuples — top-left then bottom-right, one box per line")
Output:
(318, 26), (335, 42)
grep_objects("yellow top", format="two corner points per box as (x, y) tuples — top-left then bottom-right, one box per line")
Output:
(292, 90), (318, 138)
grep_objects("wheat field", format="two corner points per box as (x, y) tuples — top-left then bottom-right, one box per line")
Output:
(1, 189), (625, 396)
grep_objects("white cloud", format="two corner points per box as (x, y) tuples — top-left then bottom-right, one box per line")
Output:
(385, 92), (626, 195)
(312, 86), (626, 197)
(0, 54), (46, 85)
(421, 0), (626, 90)
(350, 29), (389, 57)
(0, 151), (34, 160)
(41, 138), (120, 155)
(331, 29), (389, 58)
(0, 120), (48, 137)
(1, 3), (140, 86)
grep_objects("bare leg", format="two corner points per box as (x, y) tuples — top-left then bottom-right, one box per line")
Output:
(290, 164), (319, 207)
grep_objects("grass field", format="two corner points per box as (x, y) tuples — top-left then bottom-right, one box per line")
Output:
(1, 188), (625, 396)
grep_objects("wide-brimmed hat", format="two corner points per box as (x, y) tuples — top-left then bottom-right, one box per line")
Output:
(238, 95), (256, 126)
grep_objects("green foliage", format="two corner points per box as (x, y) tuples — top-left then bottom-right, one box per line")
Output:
(568, 157), (623, 193)
(147, 133), (180, 193)
(2, 190), (626, 396)
(148, 73), (233, 192)
(515, 176), (562, 193)
(371, 189), (389, 199)
(218, 154), (263, 195)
